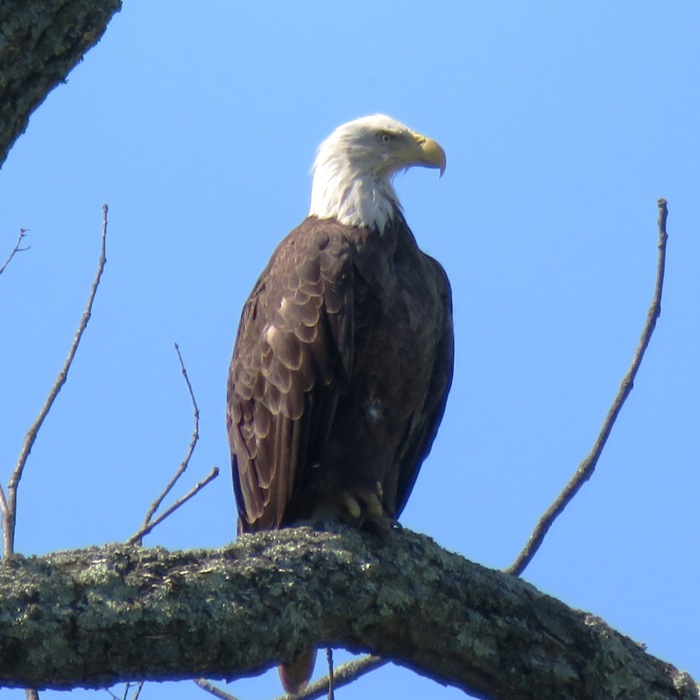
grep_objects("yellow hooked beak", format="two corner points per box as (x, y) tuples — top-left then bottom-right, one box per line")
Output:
(410, 131), (447, 177)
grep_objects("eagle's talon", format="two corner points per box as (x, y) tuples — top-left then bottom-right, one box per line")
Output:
(340, 493), (362, 521)
(336, 485), (385, 523)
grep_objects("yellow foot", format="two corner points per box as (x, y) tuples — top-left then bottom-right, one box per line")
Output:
(340, 482), (385, 522)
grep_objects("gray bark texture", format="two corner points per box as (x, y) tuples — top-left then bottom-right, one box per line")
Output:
(0, 524), (697, 700)
(0, 0), (122, 168)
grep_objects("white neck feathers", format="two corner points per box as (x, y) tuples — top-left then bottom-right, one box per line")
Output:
(309, 162), (400, 231)
(308, 121), (403, 231)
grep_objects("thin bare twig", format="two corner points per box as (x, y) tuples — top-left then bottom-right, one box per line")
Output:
(274, 656), (388, 700)
(127, 466), (219, 545)
(106, 681), (141, 700)
(105, 682), (139, 700)
(138, 343), (200, 533)
(506, 199), (669, 576)
(325, 648), (334, 700)
(193, 656), (386, 700)
(0, 206), (108, 557)
(0, 228), (30, 276)
(193, 679), (239, 700)
(0, 487), (9, 549)
(129, 342), (214, 546)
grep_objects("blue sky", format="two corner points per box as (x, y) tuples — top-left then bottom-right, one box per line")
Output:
(2, 3), (699, 699)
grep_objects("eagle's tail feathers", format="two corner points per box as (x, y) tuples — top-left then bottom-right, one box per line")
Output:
(279, 648), (317, 695)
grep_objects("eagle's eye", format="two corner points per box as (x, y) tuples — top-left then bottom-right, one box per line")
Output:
(377, 131), (395, 145)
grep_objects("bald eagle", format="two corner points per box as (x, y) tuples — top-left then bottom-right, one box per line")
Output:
(226, 115), (454, 692)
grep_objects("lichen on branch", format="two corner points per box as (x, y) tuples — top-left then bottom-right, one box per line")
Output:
(0, 525), (696, 700)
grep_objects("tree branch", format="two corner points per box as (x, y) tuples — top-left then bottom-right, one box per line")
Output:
(193, 679), (239, 700)
(194, 655), (386, 700)
(0, 229), (30, 276)
(325, 648), (334, 700)
(0, 525), (696, 700)
(0, 0), (122, 167)
(127, 466), (220, 545)
(1, 205), (109, 556)
(274, 656), (388, 700)
(507, 199), (669, 576)
(135, 343), (202, 544)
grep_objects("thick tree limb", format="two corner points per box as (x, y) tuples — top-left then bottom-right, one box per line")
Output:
(0, 0), (122, 168)
(0, 525), (696, 700)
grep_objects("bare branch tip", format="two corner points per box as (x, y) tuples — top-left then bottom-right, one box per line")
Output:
(506, 198), (670, 577)
(0, 228), (32, 276)
(656, 199), (669, 236)
(4, 208), (110, 555)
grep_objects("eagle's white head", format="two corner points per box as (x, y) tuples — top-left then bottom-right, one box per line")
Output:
(309, 114), (446, 232)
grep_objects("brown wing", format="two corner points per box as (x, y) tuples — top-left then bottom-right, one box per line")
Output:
(227, 217), (354, 533)
(394, 254), (454, 517)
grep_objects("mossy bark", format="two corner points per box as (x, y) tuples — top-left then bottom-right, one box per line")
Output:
(0, 525), (696, 700)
